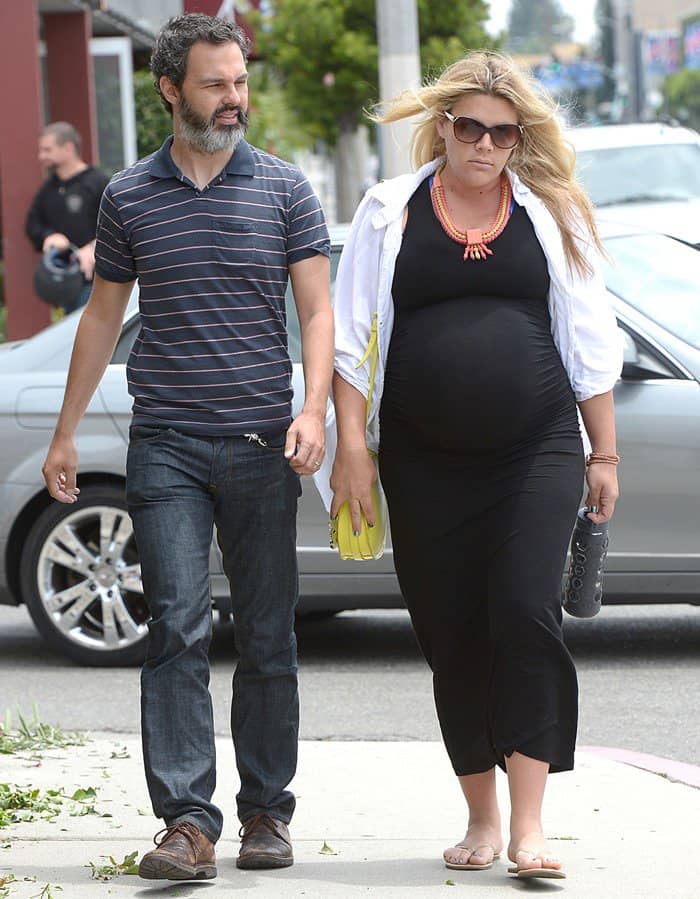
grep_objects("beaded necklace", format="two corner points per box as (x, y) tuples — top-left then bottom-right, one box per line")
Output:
(430, 163), (513, 261)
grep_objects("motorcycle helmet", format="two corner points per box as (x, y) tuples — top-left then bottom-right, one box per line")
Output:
(33, 244), (83, 307)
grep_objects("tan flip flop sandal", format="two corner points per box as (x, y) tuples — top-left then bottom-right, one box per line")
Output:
(444, 844), (501, 871)
(508, 849), (566, 879)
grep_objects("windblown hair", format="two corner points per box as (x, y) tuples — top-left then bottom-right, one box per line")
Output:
(151, 13), (250, 115)
(373, 51), (601, 278)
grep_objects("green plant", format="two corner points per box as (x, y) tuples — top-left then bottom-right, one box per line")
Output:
(86, 850), (139, 881)
(134, 68), (173, 158)
(0, 784), (106, 828)
(0, 706), (87, 757)
(0, 873), (16, 899)
(29, 886), (62, 899)
(0, 784), (64, 827)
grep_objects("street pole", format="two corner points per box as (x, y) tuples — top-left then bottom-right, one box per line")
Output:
(375, 0), (421, 179)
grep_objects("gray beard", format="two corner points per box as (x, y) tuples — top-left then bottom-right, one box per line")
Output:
(177, 95), (248, 155)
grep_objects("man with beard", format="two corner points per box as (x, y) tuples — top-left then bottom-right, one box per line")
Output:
(41, 13), (332, 881)
(26, 122), (109, 312)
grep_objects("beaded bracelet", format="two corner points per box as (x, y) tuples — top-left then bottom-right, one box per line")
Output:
(586, 452), (620, 467)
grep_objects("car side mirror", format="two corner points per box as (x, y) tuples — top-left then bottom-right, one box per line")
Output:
(622, 331), (640, 367)
(620, 330), (674, 380)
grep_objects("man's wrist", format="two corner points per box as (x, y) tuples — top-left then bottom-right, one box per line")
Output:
(300, 402), (326, 420)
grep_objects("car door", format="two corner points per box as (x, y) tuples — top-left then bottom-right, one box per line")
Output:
(607, 318), (700, 602)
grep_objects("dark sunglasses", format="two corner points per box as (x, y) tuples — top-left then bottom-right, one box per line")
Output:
(443, 112), (523, 149)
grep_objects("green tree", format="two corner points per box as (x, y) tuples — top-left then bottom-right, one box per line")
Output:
(252, 0), (494, 146)
(506, 0), (574, 55)
(661, 68), (700, 132)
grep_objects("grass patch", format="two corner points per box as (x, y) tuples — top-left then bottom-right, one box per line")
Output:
(0, 707), (87, 757)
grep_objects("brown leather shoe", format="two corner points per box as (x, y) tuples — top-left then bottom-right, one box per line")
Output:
(139, 820), (217, 880)
(237, 813), (293, 869)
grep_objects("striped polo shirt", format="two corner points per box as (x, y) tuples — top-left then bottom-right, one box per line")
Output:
(94, 137), (329, 436)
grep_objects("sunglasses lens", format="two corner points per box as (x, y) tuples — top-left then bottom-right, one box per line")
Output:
(491, 124), (521, 148)
(453, 118), (484, 143)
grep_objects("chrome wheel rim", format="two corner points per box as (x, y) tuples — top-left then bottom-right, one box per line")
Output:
(37, 505), (148, 653)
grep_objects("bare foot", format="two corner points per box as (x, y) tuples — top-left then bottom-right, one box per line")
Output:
(508, 830), (564, 874)
(443, 823), (503, 869)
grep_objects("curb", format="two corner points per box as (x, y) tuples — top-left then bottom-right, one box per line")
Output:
(580, 745), (700, 789)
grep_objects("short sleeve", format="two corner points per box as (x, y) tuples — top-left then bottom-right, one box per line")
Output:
(94, 184), (137, 283)
(286, 170), (330, 265)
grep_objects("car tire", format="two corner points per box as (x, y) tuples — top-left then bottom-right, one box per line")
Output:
(20, 485), (149, 667)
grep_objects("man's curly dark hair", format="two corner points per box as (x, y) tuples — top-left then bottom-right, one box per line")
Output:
(150, 13), (250, 115)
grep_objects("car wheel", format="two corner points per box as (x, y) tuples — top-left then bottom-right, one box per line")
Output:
(20, 485), (149, 666)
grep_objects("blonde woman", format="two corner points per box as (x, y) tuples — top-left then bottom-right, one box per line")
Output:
(317, 52), (622, 879)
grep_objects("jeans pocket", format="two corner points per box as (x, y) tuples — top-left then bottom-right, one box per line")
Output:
(129, 425), (177, 445)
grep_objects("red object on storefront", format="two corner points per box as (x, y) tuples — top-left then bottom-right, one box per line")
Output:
(0, 0), (51, 340)
(44, 10), (98, 166)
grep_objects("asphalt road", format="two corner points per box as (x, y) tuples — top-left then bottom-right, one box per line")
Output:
(0, 603), (698, 765)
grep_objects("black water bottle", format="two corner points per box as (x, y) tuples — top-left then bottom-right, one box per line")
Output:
(563, 508), (610, 618)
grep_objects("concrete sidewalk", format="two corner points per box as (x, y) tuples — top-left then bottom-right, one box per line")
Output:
(1, 735), (698, 898)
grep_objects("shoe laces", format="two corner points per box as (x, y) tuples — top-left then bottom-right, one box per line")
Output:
(154, 820), (202, 851)
(238, 812), (281, 840)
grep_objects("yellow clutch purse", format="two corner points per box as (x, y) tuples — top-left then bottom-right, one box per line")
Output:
(329, 453), (388, 561)
(329, 313), (388, 561)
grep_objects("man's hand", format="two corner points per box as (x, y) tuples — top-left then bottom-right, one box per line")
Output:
(76, 242), (96, 281)
(42, 232), (70, 253)
(42, 434), (80, 504)
(284, 410), (325, 475)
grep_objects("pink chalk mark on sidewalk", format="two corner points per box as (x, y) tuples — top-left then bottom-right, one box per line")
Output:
(580, 746), (700, 789)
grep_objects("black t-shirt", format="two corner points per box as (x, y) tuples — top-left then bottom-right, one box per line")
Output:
(25, 166), (110, 251)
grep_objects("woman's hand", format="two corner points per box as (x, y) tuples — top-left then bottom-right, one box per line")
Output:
(585, 463), (619, 524)
(330, 444), (378, 534)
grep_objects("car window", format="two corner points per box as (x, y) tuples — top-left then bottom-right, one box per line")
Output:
(112, 247), (342, 366)
(576, 144), (700, 206)
(603, 234), (700, 349)
(285, 246), (341, 363)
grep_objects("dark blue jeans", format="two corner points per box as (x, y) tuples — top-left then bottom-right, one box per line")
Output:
(126, 425), (301, 842)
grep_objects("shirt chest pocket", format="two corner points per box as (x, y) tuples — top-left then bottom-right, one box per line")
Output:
(212, 218), (257, 251)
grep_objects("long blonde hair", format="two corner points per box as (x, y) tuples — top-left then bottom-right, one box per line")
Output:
(372, 51), (601, 278)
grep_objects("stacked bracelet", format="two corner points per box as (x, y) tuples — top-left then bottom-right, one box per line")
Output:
(586, 452), (620, 467)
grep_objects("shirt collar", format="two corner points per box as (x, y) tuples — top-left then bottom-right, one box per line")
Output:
(147, 135), (255, 179)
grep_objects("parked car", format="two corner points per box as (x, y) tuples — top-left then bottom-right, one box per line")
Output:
(1, 223), (699, 666)
(568, 123), (700, 247)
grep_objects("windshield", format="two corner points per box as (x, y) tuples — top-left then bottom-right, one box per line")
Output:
(603, 234), (700, 349)
(577, 143), (700, 206)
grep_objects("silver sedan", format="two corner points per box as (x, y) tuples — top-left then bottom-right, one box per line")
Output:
(0, 223), (698, 666)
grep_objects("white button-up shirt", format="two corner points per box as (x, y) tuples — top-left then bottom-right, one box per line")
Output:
(314, 158), (623, 510)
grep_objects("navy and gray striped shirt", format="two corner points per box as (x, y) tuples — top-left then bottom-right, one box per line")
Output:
(94, 137), (329, 435)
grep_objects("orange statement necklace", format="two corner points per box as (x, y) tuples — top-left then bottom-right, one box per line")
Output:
(430, 164), (513, 261)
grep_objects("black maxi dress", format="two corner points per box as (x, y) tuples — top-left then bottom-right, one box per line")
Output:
(378, 177), (584, 774)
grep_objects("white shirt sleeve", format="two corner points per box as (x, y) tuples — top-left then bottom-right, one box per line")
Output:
(333, 192), (384, 399)
(567, 230), (624, 402)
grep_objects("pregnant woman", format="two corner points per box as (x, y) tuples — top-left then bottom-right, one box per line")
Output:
(321, 51), (622, 880)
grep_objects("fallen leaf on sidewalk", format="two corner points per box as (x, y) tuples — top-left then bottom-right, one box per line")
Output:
(319, 841), (338, 855)
(445, 880), (455, 886)
(86, 850), (140, 881)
